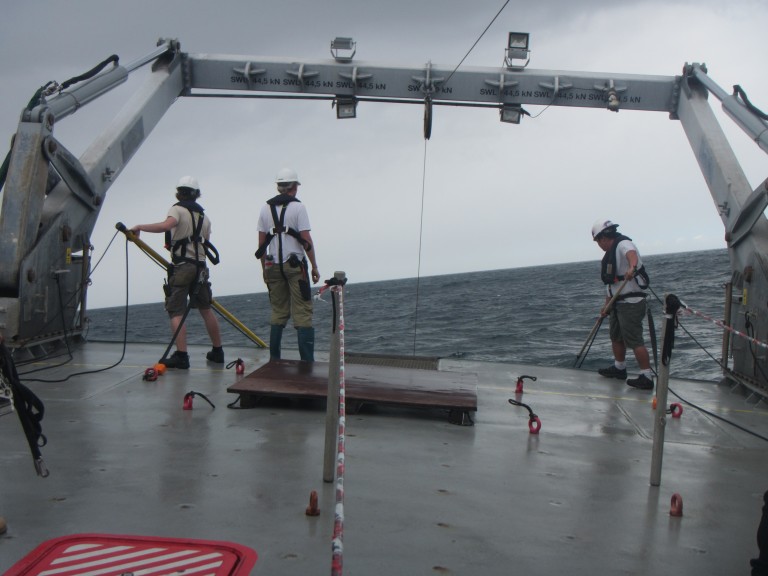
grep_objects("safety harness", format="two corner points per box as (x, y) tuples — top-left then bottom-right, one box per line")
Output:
(254, 194), (312, 261)
(159, 201), (218, 364)
(164, 200), (220, 266)
(1, 342), (48, 476)
(601, 234), (650, 298)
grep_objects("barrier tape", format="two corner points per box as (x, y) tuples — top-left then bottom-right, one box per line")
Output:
(314, 284), (331, 300)
(331, 284), (346, 576)
(680, 302), (768, 351)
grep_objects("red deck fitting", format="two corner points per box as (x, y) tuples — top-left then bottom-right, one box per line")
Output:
(670, 493), (684, 517)
(306, 489), (321, 516)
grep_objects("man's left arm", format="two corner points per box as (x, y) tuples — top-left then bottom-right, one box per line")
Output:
(300, 230), (320, 283)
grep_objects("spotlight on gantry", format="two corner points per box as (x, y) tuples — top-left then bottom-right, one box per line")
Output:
(499, 103), (529, 124)
(505, 32), (530, 70)
(334, 96), (358, 119)
(330, 37), (356, 62)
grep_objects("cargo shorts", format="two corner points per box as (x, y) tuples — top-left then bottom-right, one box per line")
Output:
(165, 263), (213, 317)
(609, 299), (646, 349)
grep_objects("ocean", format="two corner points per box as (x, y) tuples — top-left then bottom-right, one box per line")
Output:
(86, 248), (732, 382)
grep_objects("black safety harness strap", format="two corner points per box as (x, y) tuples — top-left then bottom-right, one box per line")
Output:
(601, 235), (651, 298)
(165, 202), (220, 266)
(254, 195), (312, 260)
(1, 342), (49, 477)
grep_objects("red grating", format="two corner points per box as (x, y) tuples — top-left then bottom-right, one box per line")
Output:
(5, 533), (257, 576)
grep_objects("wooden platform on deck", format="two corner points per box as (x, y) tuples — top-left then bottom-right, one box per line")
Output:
(227, 356), (477, 422)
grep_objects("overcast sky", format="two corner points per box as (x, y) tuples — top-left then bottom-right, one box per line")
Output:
(1, 0), (766, 309)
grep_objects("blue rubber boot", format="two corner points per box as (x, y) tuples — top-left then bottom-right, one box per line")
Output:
(269, 324), (284, 360)
(297, 327), (315, 362)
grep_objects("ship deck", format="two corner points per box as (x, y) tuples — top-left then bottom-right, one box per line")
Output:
(2, 340), (768, 575)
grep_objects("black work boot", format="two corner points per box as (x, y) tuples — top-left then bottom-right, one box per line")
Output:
(598, 365), (627, 379)
(206, 346), (224, 363)
(626, 374), (654, 390)
(160, 350), (190, 370)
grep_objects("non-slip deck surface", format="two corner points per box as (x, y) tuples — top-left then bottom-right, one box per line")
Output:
(3, 343), (768, 576)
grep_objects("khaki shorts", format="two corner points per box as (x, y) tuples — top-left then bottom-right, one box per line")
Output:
(165, 263), (213, 317)
(609, 299), (646, 349)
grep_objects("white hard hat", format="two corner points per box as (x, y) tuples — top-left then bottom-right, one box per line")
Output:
(176, 175), (200, 191)
(591, 219), (618, 239)
(275, 168), (300, 185)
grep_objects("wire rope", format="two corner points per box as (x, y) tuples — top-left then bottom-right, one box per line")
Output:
(412, 139), (429, 355)
(411, 0), (511, 356)
(21, 234), (130, 382)
(443, 0), (511, 87)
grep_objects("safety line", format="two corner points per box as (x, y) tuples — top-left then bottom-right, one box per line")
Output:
(681, 302), (768, 350)
(412, 138), (429, 356)
(331, 284), (346, 576)
(481, 384), (768, 416)
(409, 0), (511, 351)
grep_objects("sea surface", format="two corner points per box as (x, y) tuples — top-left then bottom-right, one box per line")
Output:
(87, 248), (732, 382)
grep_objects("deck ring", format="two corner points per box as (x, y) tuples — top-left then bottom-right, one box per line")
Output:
(670, 493), (683, 516)
(529, 415), (541, 434)
(669, 403), (683, 418)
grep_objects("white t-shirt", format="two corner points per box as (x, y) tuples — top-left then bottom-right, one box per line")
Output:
(257, 199), (311, 263)
(608, 238), (645, 303)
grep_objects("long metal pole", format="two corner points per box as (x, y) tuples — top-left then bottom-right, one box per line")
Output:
(574, 275), (632, 367)
(721, 281), (733, 377)
(210, 301), (266, 348)
(324, 272), (346, 482)
(115, 222), (266, 347)
(650, 297), (673, 486)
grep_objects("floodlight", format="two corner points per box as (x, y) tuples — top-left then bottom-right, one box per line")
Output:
(508, 32), (529, 50)
(331, 37), (356, 62)
(500, 104), (524, 124)
(505, 32), (530, 69)
(335, 96), (357, 119)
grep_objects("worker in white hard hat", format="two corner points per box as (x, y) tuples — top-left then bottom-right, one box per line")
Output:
(256, 168), (320, 361)
(591, 219), (654, 390)
(130, 176), (224, 369)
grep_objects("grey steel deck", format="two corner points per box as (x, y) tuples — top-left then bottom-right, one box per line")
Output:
(1, 341), (767, 575)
